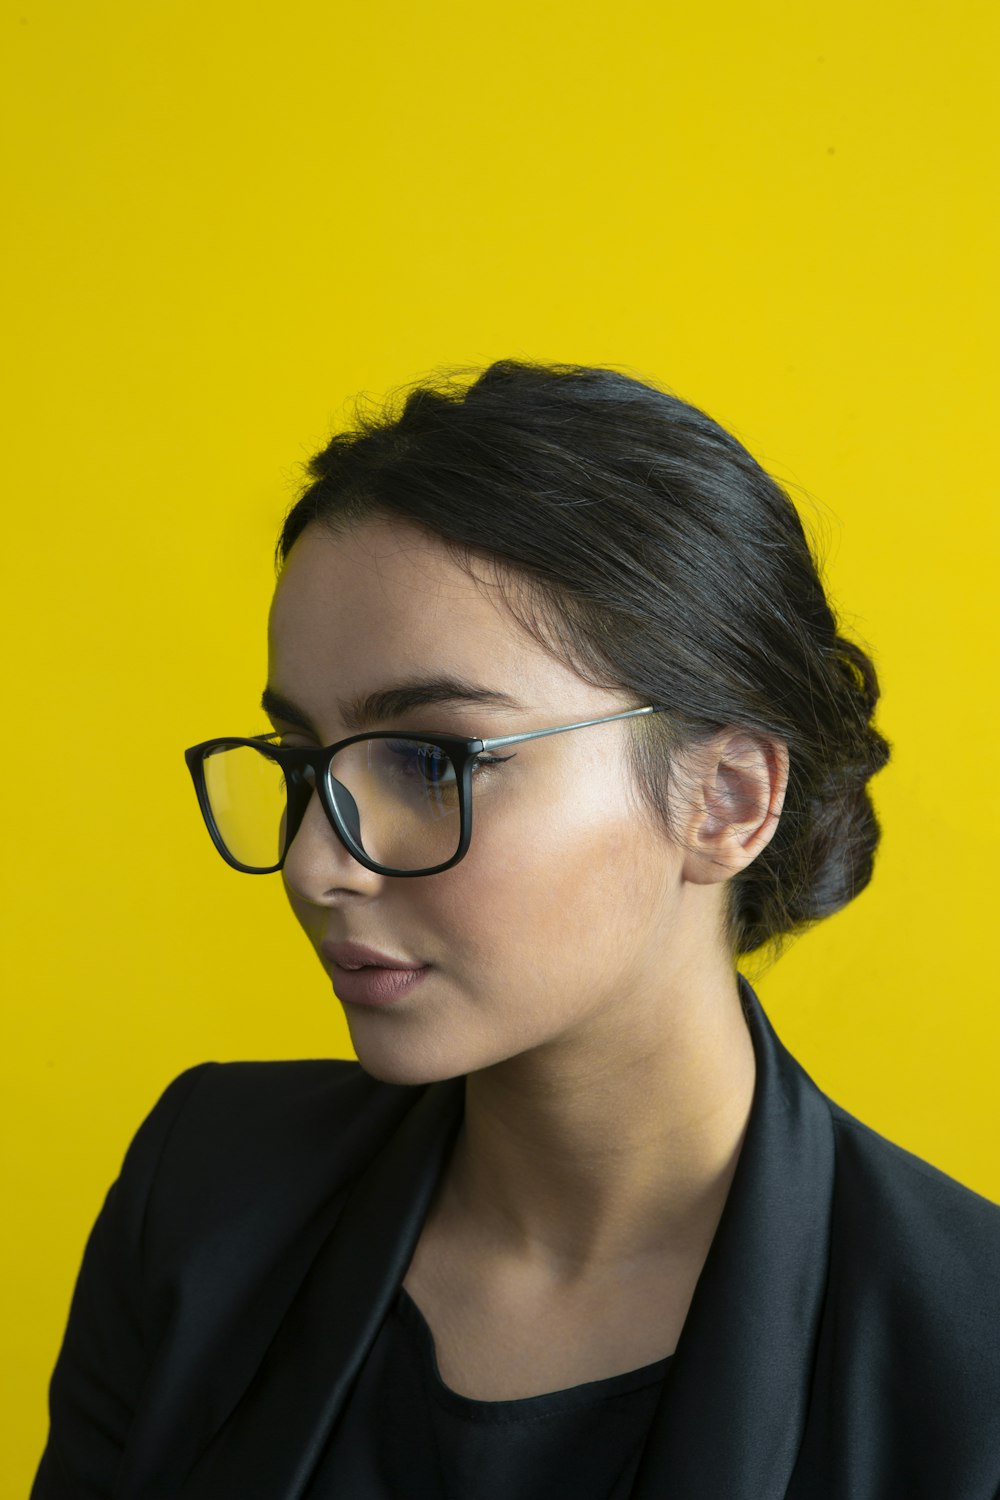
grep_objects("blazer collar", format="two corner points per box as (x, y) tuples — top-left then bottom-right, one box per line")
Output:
(629, 976), (835, 1498)
(179, 977), (834, 1500)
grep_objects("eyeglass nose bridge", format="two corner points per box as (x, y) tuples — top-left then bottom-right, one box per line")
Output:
(280, 759), (365, 868)
(326, 772), (364, 849)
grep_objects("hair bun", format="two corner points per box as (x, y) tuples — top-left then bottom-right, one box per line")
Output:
(829, 635), (892, 776)
(759, 635), (891, 944)
(833, 636), (880, 720)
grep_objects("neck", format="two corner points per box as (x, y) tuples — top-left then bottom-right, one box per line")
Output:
(444, 960), (755, 1281)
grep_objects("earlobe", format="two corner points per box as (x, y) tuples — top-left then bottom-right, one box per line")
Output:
(680, 733), (789, 886)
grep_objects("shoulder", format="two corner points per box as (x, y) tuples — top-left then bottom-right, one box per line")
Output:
(35, 1061), (430, 1495)
(826, 1099), (1000, 1386)
(141, 1055), (408, 1141)
(135, 1055), (422, 1180)
(124, 1058), (426, 1266)
(828, 1100), (1000, 1267)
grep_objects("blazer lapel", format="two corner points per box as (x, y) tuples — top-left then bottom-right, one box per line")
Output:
(630, 976), (835, 1499)
(177, 978), (833, 1500)
(176, 1071), (466, 1500)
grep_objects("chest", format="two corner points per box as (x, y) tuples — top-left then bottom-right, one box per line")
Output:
(401, 1230), (695, 1401)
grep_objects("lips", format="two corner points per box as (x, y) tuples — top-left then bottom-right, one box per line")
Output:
(320, 940), (430, 1007)
(320, 940), (425, 971)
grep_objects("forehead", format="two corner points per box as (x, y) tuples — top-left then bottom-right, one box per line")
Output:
(267, 519), (572, 726)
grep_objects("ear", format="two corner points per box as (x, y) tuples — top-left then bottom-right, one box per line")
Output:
(677, 731), (789, 887)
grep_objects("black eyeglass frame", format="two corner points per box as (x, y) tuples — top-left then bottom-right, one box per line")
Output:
(184, 704), (668, 878)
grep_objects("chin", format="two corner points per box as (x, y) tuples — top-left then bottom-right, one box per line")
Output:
(355, 1054), (465, 1088)
(344, 1020), (470, 1089)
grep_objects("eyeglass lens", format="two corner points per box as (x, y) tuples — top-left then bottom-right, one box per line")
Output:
(201, 738), (463, 872)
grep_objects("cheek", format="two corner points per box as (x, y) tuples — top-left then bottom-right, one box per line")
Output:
(427, 761), (676, 974)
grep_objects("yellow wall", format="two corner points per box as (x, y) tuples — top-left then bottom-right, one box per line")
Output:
(4, 0), (997, 1488)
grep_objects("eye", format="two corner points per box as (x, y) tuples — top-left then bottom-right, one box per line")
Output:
(384, 739), (457, 785)
(471, 752), (516, 775)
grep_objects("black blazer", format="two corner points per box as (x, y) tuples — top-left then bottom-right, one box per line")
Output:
(32, 980), (1000, 1500)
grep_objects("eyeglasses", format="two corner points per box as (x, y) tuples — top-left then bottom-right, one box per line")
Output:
(184, 704), (667, 878)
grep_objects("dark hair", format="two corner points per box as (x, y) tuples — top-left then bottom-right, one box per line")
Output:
(277, 360), (890, 957)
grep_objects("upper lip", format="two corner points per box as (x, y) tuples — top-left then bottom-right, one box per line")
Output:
(320, 940), (426, 971)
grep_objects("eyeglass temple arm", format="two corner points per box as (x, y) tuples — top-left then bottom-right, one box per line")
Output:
(478, 705), (666, 752)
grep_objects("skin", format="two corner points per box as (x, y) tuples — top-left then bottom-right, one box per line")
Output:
(267, 515), (789, 1397)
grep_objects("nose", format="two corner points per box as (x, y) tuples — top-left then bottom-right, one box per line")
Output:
(281, 785), (384, 905)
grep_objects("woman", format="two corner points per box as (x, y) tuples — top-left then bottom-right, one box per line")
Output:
(33, 361), (1000, 1499)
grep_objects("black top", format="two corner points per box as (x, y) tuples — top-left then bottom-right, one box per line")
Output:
(311, 1287), (673, 1499)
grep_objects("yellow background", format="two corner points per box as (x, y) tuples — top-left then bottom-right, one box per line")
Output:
(3, 1), (997, 1489)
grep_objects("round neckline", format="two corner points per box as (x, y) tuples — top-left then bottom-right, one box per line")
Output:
(395, 1285), (673, 1421)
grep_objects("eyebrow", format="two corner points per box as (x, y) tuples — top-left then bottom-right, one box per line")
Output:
(261, 677), (524, 735)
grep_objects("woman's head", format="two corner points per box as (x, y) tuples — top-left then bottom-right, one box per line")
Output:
(267, 514), (788, 1084)
(274, 360), (889, 968)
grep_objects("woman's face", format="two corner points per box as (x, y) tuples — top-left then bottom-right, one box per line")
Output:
(267, 516), (715, 1085)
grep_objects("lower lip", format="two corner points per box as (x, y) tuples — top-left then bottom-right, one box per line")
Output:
(331, 963), (431, 1006)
